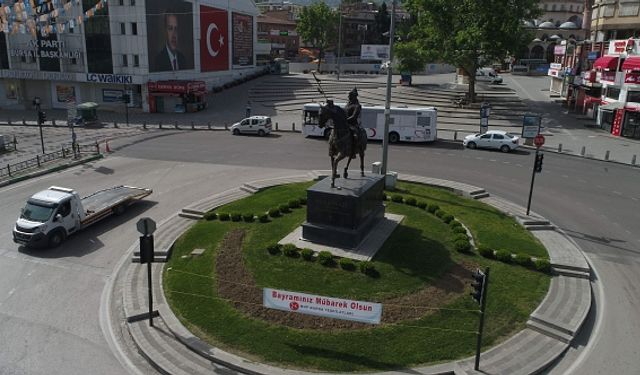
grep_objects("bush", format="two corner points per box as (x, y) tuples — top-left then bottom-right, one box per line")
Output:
(258, 214), (269, 223)
(203, 211), (217, 221)
(267, 243), (281, 255)
(442, 214), (455, 224)
(478, 246), (494, 258)
(268, 208), (281, 218)
(495, 250), (513, 263)
(300, 248), (314, 261)
(514, 254), (534, 268)
(288, 199), (301, 209)
(279, 204), (290, 214)
(435, 209), (446, 219)
(417, 201), (427, 209)
(405, 197), (417, 206)
(282, 243), (299, 257)
(299, 196), (307, 205)
(454, 233), (468, 243)
(218, 213), (230, 221)
(317, 251), (335, 266)
(535, 259), (552, 274)
(231, 213), (242, 222)
(339, 258), (356, 271)
(359, 261), (378, 277)
(243, 213), (255, 222)
(449, 219), (462, 228)
(452, 226), (467, 235)
(454, 240), (472, 253)
(427, 204), (439, 213)
(391, 194), (404, 203)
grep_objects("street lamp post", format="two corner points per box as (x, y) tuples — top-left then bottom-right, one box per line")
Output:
(337, 3), (343, 81)
(381, 0), (396, 175)
(33, 97), (45, 154)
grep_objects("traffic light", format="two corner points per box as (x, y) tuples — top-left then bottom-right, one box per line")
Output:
(38, 111), (46, 124)
(534, 152), (544, 173)
(471, 268), (486, 304)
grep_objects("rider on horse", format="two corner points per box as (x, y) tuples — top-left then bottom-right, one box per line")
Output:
(345, 88), (362, 145)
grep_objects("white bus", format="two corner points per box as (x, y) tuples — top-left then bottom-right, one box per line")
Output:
(302, 103), (437, 143)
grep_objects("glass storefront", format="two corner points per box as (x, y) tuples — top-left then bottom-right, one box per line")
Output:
(622, 111), (640, 139)
(601, 109), (614, 132)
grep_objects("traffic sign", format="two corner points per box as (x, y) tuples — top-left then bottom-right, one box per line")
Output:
(534, 134), (545, 148)
(136, 217), (156, 236)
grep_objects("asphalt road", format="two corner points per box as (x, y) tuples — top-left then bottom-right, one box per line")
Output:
(0, 86), (638, 374)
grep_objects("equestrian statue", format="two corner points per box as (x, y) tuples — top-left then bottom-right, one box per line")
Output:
(317, 88), (368, 188)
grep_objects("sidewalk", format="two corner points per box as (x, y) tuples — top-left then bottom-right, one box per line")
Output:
(117, 171), (593, 375)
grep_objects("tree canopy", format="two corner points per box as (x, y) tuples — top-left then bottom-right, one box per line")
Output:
(297, 2), (339, 71)
(398, 0), (541, 100)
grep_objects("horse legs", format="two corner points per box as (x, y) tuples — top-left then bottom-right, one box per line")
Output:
(343, 156), (353, 179)
(330, 156), (337, 187)
(360, 151), (365, 177)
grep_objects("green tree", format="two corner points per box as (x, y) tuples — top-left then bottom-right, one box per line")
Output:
(372, 2), (391, 44)
(297, 2), (339, 72)
(400, 0), (541, 101)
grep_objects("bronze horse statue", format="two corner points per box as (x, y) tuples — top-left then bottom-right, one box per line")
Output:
(318, 101), (367, 188)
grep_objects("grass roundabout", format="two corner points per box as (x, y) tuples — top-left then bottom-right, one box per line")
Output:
(163, 180), (551, 372)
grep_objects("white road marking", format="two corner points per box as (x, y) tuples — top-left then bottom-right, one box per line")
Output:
(632, 197), (638, 201)
(490, 159), (497, 162)
(596, 185), (604, 189)
(516, 164), (523, 167)
(562, 175), (569, 178)
(613, 191), (622, 196)
(502, 161), (510, 164)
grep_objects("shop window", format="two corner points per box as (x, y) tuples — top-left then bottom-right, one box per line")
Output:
(71, 57), (78, 65)
(122, 54), (128, 67)
(131, 22), (137, 35)
(603, 4), (615, 17)
(20, 55), (26, 63)
(133, 54), (139, 67)
(130, 0), (135, 5)
(627, 91), (640, 103)
(605, 86), (621, 101)
(120, 22), (126, 35)
(619, 2), (640, 17)
(119, 0), (124, 5)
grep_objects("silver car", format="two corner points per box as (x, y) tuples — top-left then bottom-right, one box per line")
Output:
(463, 130), (519, 152)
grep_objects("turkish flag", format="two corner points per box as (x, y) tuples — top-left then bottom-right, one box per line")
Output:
(200, 6), (229, 72)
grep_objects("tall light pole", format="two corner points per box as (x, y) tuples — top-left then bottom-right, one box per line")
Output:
(336, 3), (343, 81)
(381, 0), (396, 175)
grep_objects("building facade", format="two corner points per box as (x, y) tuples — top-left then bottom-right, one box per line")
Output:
(257, 10), (299, 60)
(0, 0), (260, 113)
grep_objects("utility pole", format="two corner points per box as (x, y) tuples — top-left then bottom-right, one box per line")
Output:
(123, 85), (130, 127)
(381, 0), (396, 175)
(33, 97), (45, 154)
(336, 2), (343, 81)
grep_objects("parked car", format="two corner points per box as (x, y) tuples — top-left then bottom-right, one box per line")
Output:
(476, 68), (503, 84)
(463, 130), (519, 152)
(230, 116), (272, 136)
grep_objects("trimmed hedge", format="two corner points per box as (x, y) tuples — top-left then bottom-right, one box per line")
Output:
(300, 248), (314, 261)
(359, 261), (378, 277)
(452, 226), (468, 235)
(427, 204), (439, 213)
(339, 258), (356, 271)
(317, 251), (335, 266)
(495, 250), (512, 263)
(478, 245), (495, 258)
(243, 213), (255, 222)
(535, 259), (552, 274)
(282, 244), (299, 257)
(267, 243), (281, 255)
(514, 254), (534, 268)
(268, 208), (281, 218)
(258, 214), (269, 223)
(449, 220), (462, 228)
(203, 211), (217, 221)
(279, 204), (290, 214)
(405, 197), (417, 206)
(442, 214), (454, 224)
(218, 213), (230, 221)
(435, 209), (446, 219)
(417, 201), (427, 209)
(231, 213), (242, 222)
(391, 194), (404, 203)
(453, 233), (469, 243)
(299, 197), (307, 205)
(288, 199), (301, 209)
(454, 240), (472, 253)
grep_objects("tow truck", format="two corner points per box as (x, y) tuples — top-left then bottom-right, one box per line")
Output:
(13, 185), (153, 248)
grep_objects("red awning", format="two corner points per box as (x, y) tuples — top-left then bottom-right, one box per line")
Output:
(622, 56), (640, 71)
(593, 56), (619, 71)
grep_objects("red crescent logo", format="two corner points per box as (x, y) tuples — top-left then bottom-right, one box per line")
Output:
(289, 302), (299, 310)
(368, 128), (376, 138)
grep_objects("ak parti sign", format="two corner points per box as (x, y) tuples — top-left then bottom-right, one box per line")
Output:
(148, 80), (206, 94)
(200, 5), (229, 72)
(263, 288), (382, 324)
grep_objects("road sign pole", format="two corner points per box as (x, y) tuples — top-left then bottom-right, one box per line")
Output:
(526, 148), (539, 216)
(147, 251), (153, 327)
(474, 267), (490, 371)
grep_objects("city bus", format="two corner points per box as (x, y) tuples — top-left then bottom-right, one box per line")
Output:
(302, 103), (438, 143)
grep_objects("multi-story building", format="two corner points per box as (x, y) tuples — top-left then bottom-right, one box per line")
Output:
(0, 0), (260, 113)
(257, 10), (299, 59)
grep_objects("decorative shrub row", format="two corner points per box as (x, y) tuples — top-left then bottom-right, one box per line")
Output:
(266, 244), (378, 277)
(204, 197), (306, 222)
(477, 245), (552, 274)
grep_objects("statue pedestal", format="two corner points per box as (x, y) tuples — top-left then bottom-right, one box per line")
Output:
(302, 174), (385, 248)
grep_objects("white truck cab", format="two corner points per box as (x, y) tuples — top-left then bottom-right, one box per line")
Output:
(14, 185), (152, 248)
(476, 67), (503, 84)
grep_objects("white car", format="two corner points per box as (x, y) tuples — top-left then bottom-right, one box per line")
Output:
(476, 68), (503, 84)
(463, 130), (519, 152)
(230, 116), (272, 136)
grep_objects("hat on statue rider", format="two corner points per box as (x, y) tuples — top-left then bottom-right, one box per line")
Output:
(349, 87), (358, 97)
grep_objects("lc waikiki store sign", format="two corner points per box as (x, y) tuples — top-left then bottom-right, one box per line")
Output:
(263, 288), (382, 324)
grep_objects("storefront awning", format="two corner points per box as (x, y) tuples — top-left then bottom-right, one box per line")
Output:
(622, 56), (640, 71)
(593, 56), (619, 71)
(600, 102), (625, 111)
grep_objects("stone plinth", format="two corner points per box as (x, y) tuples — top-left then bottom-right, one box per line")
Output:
(302, 174), (384, 248)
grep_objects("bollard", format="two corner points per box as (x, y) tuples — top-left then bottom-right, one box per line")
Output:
(62, 146), (66, 158)
(175, 121), (179, 129)
(36, 155), (40, 167)
(95, 141), (99, 154)
(605, 150), (610, 161)
(13, 135), (17, 150)
(22, 118), (26, 125)
(275, 122), (279, 131)
(159, 121), (163, 129)
(52, 119), (56, 126)
(207, 121), (211, 130)
(114, 121), (119, 128)
(558, 143), (563, 153)
(143, 121), (147, 130)
(191, 121), (195, 130)
(225, 123), (228, 130)
(7, 164), (10, 177)
(292, 122), (296, 132)
(580, 146), (586, 156)
(8, 119), (11, 125)
(454, 131), (458, 141)
(632, 155), (637, 165)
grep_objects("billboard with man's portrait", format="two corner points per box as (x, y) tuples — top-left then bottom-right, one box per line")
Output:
(146, 0), (194, 72)
(232, 13), (253, 67)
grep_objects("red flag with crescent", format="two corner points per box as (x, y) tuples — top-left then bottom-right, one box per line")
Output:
(200, 5), (229, 72)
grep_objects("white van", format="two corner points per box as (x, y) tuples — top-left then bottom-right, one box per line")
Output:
(230, 116), (272, 136)
(476, 68), (503, 84)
